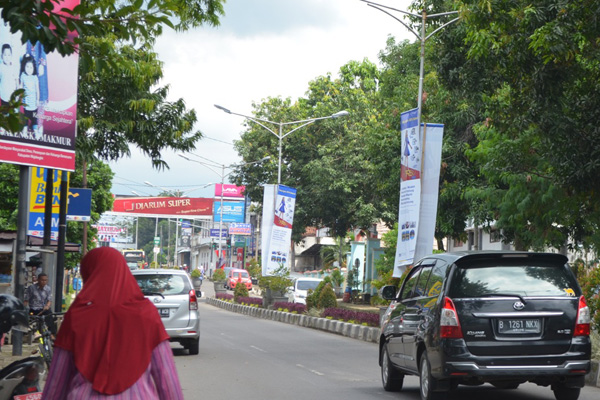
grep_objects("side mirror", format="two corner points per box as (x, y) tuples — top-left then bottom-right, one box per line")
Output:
(380, 285), (398, 301)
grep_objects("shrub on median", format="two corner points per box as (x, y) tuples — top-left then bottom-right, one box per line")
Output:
(272, 301), (306, 314)
(321, 307), (380, 327)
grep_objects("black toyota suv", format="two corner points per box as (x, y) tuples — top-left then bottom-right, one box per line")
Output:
(379, 251), (591, 400)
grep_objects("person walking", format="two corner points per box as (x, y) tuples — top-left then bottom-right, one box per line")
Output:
(41, 247), (184, 399)
(24, 272), (56, 337)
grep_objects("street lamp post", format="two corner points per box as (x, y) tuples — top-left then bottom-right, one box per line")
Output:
(178, 154), (270, 271)
(361, 1), (458, 129)
(214, 104), (349, 185)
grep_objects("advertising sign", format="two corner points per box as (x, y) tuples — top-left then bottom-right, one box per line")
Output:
(66, 188), (92, 221)
(213, 201), (245, 223)
(94, 225), (125, 242)
(229, 223), (252, 236)
(28, 168), (69, 239)
(0, 0), (81, 171)
(209, 229), (227, 238)
(263, 185), (296, 275)
(394, 109), (421, 274)
(393, 111), (444, 277)
(112, 197), (213, 217)
(215, 184), (245, 198)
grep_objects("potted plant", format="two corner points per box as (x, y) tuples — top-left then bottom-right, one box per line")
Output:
(258, 264), (293, 308)
(190, 268), (203, 292)
(330, 268), (344, 297)
(211, 268), (227, 296)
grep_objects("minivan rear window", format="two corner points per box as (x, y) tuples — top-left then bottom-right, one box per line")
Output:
(134, 274), (190, 295)
(449, 261), (578, 298)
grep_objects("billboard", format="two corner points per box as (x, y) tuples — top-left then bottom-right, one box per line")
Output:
(215, 184), (245, 198)
(262, 184), (296, 275)
(112, 197), (213, 217)
(28, 168), (69, 240)
(0, 0), (81, 171)
(213, 201), (245, 223)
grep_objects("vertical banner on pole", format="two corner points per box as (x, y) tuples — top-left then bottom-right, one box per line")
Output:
(394, 108), (421, 276)
(414, 124), (444, 262)
(262, 185), (296, 276)
(261, 184), (276, 275)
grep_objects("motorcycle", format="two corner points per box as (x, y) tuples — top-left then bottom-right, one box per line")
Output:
(0, 294), (46, 400)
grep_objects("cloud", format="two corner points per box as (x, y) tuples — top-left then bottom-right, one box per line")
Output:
(109, 0), (414, 198)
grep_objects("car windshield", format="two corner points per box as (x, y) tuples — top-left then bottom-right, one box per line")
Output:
(234, 271), (249, 279)
(134, 274), (190, 295)
(449, 260), (578, 298)
(297, 280), (321, 291)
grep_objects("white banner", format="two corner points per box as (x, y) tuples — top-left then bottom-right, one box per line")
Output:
(261, 184), (276, 274)
(414, 124), (444, 262)
(262, 185), (297, 276)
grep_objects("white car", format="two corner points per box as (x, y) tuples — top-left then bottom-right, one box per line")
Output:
(288, 277), (322, 304)
(131, 269), (200, 355)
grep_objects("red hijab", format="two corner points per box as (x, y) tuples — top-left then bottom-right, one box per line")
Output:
(54, 247), (169, 395)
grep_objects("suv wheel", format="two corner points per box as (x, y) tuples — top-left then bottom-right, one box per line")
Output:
(420, 351), (446, 400)
(187, 337), (199, 355)
(552, 385), (580, 400)
(381, 344), (404, 391)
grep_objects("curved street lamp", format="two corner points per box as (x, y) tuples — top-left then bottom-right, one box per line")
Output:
(214, 104), (349, 185)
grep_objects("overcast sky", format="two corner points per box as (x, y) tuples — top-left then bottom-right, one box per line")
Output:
(109, 0), (414, 198)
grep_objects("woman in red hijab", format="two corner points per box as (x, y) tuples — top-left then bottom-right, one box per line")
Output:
(42, 247), (184, 399)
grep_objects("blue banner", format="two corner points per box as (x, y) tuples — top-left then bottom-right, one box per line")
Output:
(214, 201), (245, 223)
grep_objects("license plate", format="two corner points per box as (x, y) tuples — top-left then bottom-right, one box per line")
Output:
(498, 318), (541, 334)
(159, 308), (169, 318)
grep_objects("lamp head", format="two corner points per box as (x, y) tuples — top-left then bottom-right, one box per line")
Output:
(331, 110), (349, 118)
(214, 104), (231, 114)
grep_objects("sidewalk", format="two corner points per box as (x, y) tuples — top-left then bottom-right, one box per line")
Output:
(0, 343), (40, 368)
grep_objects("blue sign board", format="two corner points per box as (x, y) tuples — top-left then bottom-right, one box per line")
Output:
(210, 229), (228, 238)
(213, 201), (245, 223)
(67, 188), (92, 221)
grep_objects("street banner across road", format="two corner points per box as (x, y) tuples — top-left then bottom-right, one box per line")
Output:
(112, 196), (213, 218)
(0, 0), (81, 171)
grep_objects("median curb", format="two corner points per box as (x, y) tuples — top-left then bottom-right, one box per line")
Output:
(206, 297), (380, 344)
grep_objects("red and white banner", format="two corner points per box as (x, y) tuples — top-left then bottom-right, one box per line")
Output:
(112, 197), (213, 217)
(262, 184), (296, 276)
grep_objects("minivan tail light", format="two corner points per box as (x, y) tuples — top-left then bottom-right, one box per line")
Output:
(440, 297), (463, 338)
(189, 289), (198, 311)
(574, 295), (590, 337)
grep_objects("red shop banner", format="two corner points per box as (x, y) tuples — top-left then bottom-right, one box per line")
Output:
(112, 197), (213, 217)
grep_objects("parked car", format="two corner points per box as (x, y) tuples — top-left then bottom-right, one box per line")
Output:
(379, 251), (591, 400)
(288, 277), (322, 304)
(225, 268), (252, 291)
(131, 269), (200, 355)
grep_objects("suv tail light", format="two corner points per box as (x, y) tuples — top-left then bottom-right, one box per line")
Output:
(574, 295), (590, 336)
(189, 289), (198, 311)
(440, 297), (463, 338)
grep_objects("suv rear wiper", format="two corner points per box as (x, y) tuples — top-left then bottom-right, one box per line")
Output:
(142, 291), (165, 299)
(479, 292), (527, 304)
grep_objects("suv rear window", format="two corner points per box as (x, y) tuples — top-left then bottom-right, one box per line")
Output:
(449, 260), (578, 298)
(134, 274), (190, 295)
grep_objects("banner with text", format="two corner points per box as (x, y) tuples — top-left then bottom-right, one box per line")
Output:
(263, 185), (297, 276)
(215, 184), (245, 199)
(393, 116), (444, 277)
(28, 168), (69, 240)
(0, 0), (81, 171)
(112, 197), (213, 218)
(394, 109), (421, 275)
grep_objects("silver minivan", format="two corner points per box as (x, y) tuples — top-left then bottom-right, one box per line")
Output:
(131, 269), (200, 355)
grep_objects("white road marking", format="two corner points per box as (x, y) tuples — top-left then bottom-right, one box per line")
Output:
(296, 364), (325, 376)
(250, 345), (266, 352)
